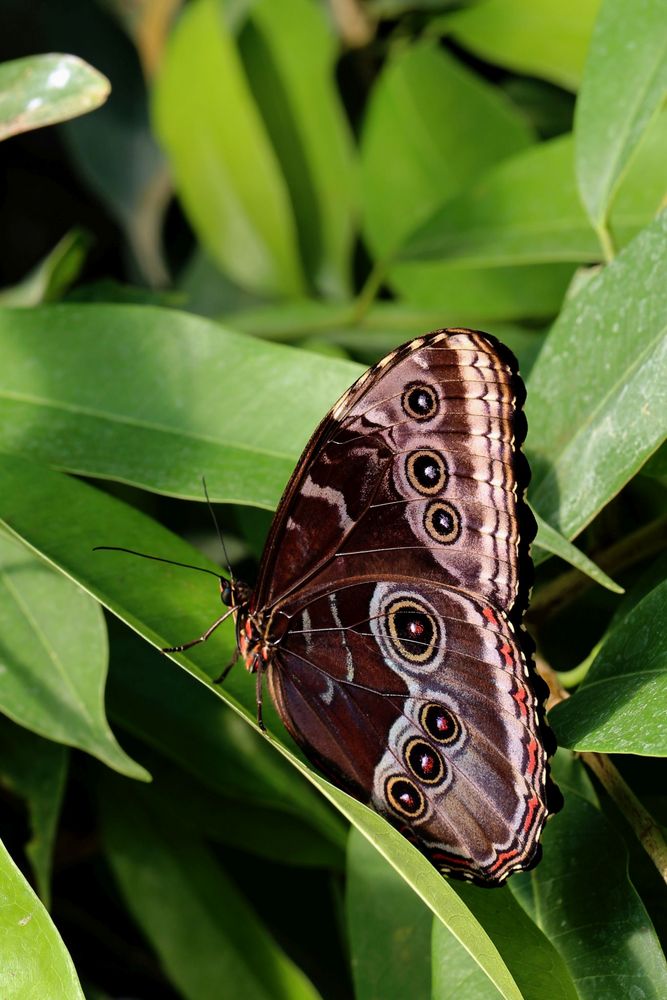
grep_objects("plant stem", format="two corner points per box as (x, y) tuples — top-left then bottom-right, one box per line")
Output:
(596, 220), (616, 263)
(352, 259), (388, 323)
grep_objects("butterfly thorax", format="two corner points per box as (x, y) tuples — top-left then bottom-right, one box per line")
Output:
(223, 578), (276, 674)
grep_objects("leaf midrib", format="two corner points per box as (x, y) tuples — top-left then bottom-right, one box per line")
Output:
(0, 388), (298, 464)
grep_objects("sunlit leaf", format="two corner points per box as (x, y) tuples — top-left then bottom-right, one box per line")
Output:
(243, 0), (358, 299)
(440, 0), (601, 91)
(0, 837), (85, 999)
(153, 0), (305, 296)
(0, 53), (109, 142)
(526, 213), (667, 539)
(575, 0), (667, 231)
(549, 576), (667, 754)
(0, 531), (147, 780)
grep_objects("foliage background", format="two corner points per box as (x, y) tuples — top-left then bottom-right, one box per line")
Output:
(0, 0), (665, 997)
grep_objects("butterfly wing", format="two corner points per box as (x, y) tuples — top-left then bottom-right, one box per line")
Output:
(254, 329), (558, 885)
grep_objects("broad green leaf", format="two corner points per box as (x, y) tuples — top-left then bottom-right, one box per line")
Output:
(512, 754), (667, 998)
(0, 303), (360, 510)
(549, 576), (667, 754)
(400, 125), (667, 266)
(153, 0), (305, 296)
(361, 41), (534, 258)
(0, 458), (523, 1000)
(0, 53), (110, 141)
(243, 0), (358, 299)
(433, 882), (577, 1000)
(0, 837), (85, 999)
(526, 212), (667, 539)
(357, 40), (571, 321)
(0, 532), (146, 780)
(101, 781), (323, 1000)
(347, 829), (431, 1000)
(0, 719), (68, 907)
(441, 0), (601, 91)
(0, 230), (89, 308)
(575, 0), (667, 231)
(532, 511), (623, 591)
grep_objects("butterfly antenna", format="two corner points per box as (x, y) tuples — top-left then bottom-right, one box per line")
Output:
(201, 476), (234, 583)
(93, 546), (223, 580)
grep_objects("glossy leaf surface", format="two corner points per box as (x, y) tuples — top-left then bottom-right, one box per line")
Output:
(0, 53), (109, 141)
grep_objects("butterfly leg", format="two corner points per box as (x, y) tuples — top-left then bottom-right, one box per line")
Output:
(162, 608), (234, 653)
(213, 651), (240, 685)
(255, 665), (266, 732)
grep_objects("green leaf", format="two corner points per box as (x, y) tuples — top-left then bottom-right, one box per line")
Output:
(0, 53), (110, 142)
(0, 303), (360, 510)
(440, 0), (601, 92)
(526, 212), (667, 539)
(512, 753), (667, 998)
(153, 0), (305, 296)
(0, 458), (523, 1000)
(0, 837), (85, 999)
(549, 576), (667, 754)
(532, 511), (623, 591)
(242, 0), (358, 299)
(100, 780), (323, 1000)
(0, 230), (89, 308)
(432, 882), (578, 1000)
(357, 40), (572, 322)
(361, 41), (534, 259)
(0, 719), (68, 908)
(400, 126), (667, 267)
(347, 829), (431, 1000)
(226, 299), (545, 373)
(387, 261), (575, 324)
(575, 0), (667, 232)
(0, 531), (146, 780)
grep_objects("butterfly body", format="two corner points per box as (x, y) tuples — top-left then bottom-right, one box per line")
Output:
(223, 329), (560, 886)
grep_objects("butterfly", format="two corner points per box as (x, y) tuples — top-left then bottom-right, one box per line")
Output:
(169, 328), (562, 886)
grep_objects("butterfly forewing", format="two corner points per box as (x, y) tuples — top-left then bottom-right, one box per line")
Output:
(250, 329), (558, 885)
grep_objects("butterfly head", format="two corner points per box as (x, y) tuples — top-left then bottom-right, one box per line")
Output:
(220, 575), (251, 609)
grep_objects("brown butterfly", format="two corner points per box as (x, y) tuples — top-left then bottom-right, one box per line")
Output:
(166, 329), (561, 885)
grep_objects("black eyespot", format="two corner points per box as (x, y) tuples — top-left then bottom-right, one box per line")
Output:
(405, 450), (447, 495)
(385, 775), (426, 819)
(420, 703), (460, 745)
(385, 598), (440, 664)
(404, 738), (445, 784)
(402, 383), (439, 421)
(423, 501), (461, 544)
